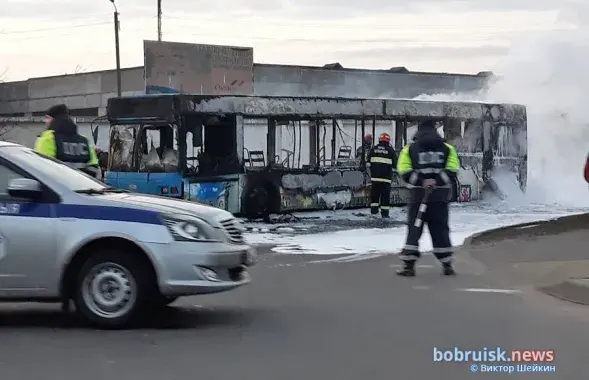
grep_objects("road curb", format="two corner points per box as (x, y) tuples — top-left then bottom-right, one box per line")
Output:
(538, 278), (589, 306)
(462, 212), (589, 247)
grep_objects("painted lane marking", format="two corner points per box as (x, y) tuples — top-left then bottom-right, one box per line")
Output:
(265, 252), (393, 267)
(337, 252), (391, 262)
(455, 288), (521, 294)
(406, 287), (522, 294)
(267, 257), (438, 268)
(517, 224), (540, 229)
(305, 252), (389, 264)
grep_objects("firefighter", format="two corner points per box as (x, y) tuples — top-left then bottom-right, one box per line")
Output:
(367, 132), (397, 218)
(34, 104), (100, 178)
(396, 120), (460, 276)
(356, 134), (373, 159)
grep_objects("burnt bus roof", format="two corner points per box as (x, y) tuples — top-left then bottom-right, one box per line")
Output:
(106, 94), (527, 124)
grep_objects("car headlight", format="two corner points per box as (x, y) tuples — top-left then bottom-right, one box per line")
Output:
(234, 218), (246, 232)
(161, 215), (218, 242)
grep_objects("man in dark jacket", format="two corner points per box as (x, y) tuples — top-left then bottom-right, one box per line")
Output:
(367, 132), (397, 218)
(34, 104), (100, 177)
(396, 120), (460, 276)
(42, 104), (70, 129)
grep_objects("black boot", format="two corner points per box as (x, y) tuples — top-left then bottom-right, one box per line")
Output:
(442, 263), (456, 276)
(396, 261), (416, 277)
(381, 209), (390, 218)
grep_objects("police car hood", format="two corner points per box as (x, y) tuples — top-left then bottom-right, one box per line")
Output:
(97, 193), (233, 222)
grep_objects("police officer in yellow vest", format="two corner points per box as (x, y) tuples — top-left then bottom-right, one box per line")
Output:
(367, 132), (397, 218)
(34, 104), (100, 178)
(396, 120), (460, 276)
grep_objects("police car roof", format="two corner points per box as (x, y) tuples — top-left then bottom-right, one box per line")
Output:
(0, 141), (22, 148)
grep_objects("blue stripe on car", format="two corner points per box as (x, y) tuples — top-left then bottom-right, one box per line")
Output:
(5, 203), (162, 225)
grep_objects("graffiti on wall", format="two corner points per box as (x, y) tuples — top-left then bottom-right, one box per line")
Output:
(277, 169), (416, 211)
(280, 187), (369, 211)
(183, 180), (241, 214)
(279, 170), (367, 210)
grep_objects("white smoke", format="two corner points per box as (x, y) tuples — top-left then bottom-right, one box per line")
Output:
(417, 2), (589, 207)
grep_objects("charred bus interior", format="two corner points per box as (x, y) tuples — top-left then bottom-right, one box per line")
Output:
(108, 116), (238, 176)
(105, 95), (527, 218)
(241, 114), (526, 215)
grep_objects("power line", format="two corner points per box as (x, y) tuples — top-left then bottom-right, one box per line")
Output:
(0, 14), (158, 37)
(2, 30), (513, 45)
(0, 19), (515, 44)
(186, 32), (513, 44)
(0, 13), (564, 40)
(162, 13), (562, 31)
(0, 21), (111, 35)
(0, 11), (562, 36)
(0, 16), (159, 42)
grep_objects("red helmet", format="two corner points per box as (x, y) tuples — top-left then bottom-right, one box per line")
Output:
(379, 133), (391, 143)
(364, 134), (373, 142)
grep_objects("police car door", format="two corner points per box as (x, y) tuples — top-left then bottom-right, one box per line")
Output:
(0, 160), (56, 294)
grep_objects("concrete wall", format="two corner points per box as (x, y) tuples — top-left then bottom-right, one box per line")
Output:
(0, 119), (111, 150)
(0, 64), (491, 117)
(0, 68), (145, 117)
(253, 64), (488, 98)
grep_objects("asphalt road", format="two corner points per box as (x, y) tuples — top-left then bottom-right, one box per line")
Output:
(1, 224), (589, 379)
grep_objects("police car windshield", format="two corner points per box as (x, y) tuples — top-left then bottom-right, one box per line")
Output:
(5, 147), (106, 191)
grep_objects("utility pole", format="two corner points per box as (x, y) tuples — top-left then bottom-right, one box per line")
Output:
(157, 0), (162, 41)
(110, 0), (122, 96)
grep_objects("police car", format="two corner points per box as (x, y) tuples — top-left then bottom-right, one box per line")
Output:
(0, 142), (255, 328)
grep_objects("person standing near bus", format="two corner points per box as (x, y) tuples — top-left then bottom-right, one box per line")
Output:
(367, 133), (397, 218)
(34, 104), (100, 178)
(395, 120), (459, 276)
(356, 134), (373, 159)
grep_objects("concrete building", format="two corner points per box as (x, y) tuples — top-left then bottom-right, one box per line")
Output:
(0, 63), (492, 149)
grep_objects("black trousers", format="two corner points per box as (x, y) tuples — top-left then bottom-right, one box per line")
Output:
(370, 181), (391, 217)
(400, 201), (452, 263)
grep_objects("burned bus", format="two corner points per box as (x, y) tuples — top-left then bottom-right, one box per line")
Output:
(104, 94), (527, 218)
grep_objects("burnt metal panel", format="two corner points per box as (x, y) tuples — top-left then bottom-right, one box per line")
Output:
(107, 95), (174, 123)
(385, 99), (485, 120)
(180, 95), (384, 117)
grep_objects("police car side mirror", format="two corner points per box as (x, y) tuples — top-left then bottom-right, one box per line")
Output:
(7, 178), (43, 199)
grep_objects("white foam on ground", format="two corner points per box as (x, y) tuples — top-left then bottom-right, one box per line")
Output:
(245, 205), (586, 254)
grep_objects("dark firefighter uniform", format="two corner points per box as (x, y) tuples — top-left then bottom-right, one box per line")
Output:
(34, 107), (99, 177)
(367, 133), (397, 218)
(396, 120), (460, 276)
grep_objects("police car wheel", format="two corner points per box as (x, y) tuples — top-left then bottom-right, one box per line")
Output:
(74, 251), (152, 328)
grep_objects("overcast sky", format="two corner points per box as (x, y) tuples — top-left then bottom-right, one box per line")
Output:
(0, 0), (580, 81)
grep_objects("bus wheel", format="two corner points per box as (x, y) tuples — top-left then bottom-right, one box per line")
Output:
(245, 184), (278, 220)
